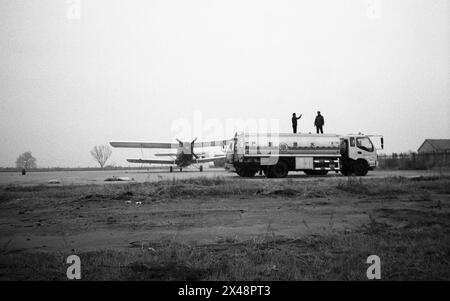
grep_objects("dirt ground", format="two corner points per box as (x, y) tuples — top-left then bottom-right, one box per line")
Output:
(0, 170), (449, 280)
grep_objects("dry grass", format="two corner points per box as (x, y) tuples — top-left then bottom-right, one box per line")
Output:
(336, 175), (450, 196)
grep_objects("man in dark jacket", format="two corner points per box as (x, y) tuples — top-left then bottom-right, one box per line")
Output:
(314, 111), (324, 134)
(292, 113), (302, 133)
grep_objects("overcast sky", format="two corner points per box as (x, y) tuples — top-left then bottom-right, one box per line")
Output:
(0, 0), (448, 167)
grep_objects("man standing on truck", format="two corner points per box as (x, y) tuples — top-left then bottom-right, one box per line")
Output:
(291, 113), (302, 133)
(314, 111), (324, 134)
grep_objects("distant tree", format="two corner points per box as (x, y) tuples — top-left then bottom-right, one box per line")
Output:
(90, 145), (112, 168)
(16, 152), (37, 170)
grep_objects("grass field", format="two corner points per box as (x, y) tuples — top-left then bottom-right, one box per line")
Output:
(0, 175), (449, 280)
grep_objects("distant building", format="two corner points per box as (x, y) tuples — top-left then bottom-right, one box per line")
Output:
(417, 139), (450, 154)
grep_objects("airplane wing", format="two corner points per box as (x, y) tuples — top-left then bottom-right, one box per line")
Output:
(193, 140), (232, 148)
(194, 156), (226, 163)
(154, 153), (177, 157)
(127, 158), (176, 165)
(110, 142), (178, 149)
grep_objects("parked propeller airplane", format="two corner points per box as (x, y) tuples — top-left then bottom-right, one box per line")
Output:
(110, 138), (231, 172)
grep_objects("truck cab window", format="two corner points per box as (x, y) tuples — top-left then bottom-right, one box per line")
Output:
(350, 137), (355, 147)
(340, 139), (348, 155)
(356, 137), (374, 152)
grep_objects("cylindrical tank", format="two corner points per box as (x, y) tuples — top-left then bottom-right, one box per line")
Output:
(237, 132), (341, 156)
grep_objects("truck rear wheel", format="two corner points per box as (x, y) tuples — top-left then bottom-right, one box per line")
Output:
(236, 166), (257, 177)
(269, 161), (289, 178)
(353, 160), (368, 176)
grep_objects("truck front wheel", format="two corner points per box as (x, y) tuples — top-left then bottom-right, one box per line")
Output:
(353, 160), (368, 176)
(340, 165), (351, 176)
(269, 161), (289, 178)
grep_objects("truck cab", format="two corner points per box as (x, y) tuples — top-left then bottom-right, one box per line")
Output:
(339, 134), (380, 176)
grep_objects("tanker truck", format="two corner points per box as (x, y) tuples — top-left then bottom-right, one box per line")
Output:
(225, 132), (383, 178)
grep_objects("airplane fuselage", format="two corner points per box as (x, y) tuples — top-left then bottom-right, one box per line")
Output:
(174, 152), (195, 167)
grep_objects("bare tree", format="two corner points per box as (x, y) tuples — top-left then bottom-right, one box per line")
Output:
(90, 145), (112, 168)
(16, 152), (37, 170)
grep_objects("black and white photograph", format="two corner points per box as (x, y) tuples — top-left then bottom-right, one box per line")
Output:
(0, 0), (449, 287)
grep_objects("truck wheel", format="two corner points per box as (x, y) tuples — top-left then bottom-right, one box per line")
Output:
(270, 161), (289, 178)
(340, 168), (350, 176)
(235, 166), (245, 177)
(235, 166), (244, 177)
(170, 166), (173, 173)
(353, 160), (368, 176)
(236, 166), (257, 177)
(247, 169), (258, 177)
(199, 165), (203, 172)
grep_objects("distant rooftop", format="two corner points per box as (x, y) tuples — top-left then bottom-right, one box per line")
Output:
(418, 139), (450, 152)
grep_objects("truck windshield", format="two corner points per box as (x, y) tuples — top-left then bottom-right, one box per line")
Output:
(356, 137), (374, 152)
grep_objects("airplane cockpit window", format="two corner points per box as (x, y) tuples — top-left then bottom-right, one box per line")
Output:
(356, 137), (374, 152)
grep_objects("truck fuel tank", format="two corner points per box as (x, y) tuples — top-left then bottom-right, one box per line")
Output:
(238, 133), (341, 156)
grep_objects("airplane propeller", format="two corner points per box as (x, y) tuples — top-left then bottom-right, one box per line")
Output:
(174, 137), (199, 159)
(191, 138), (198, 159)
